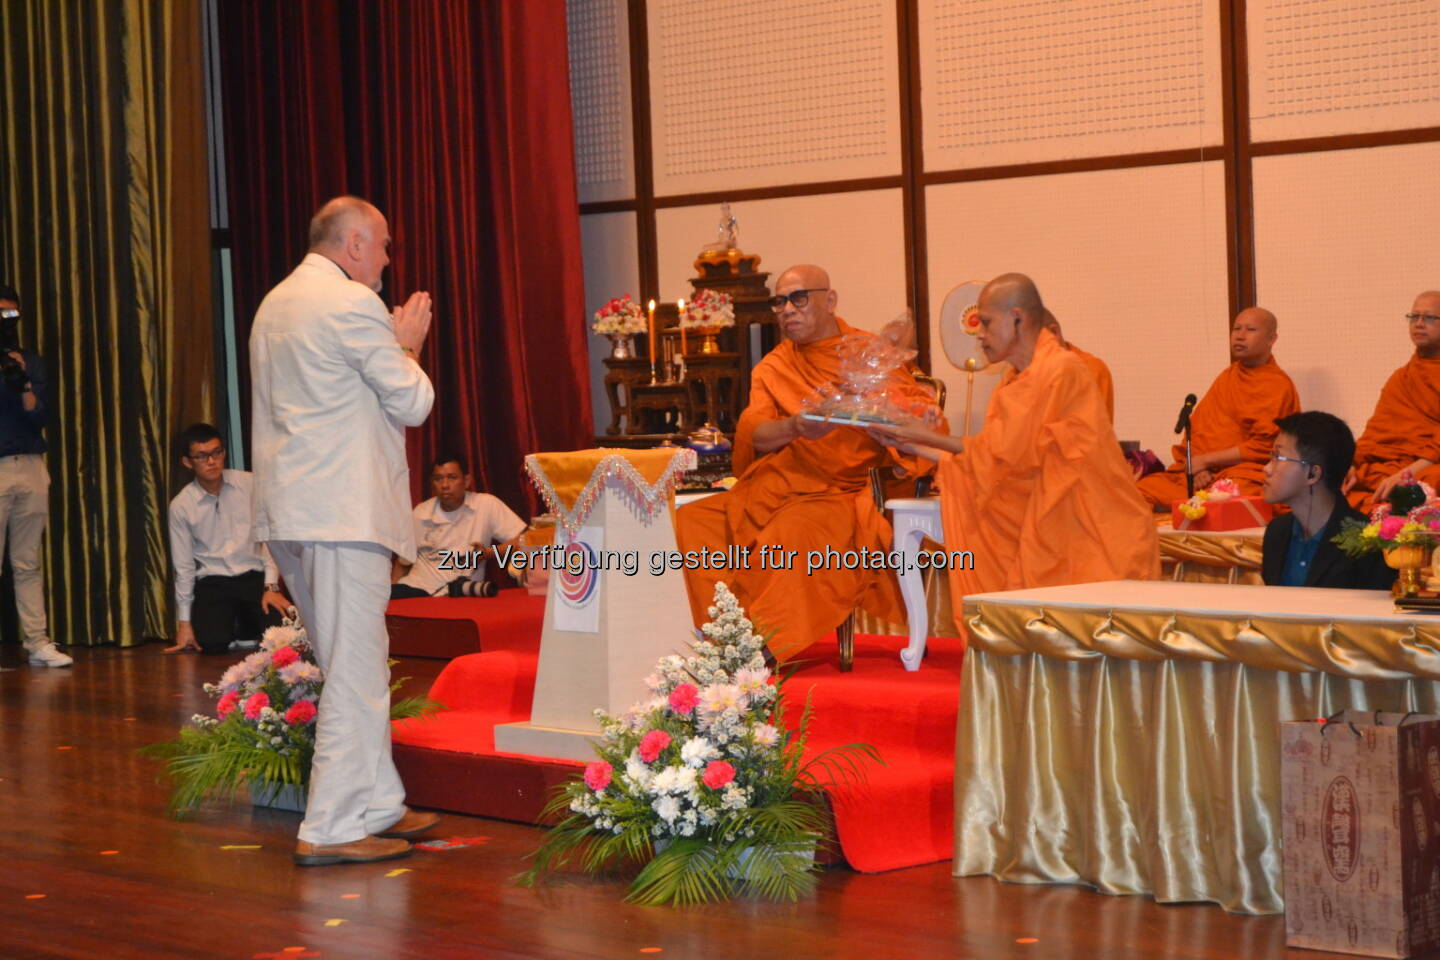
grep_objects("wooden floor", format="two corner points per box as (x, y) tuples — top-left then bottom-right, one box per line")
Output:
(1, 642), (1360, 960)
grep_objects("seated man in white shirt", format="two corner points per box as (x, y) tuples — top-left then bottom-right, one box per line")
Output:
(390, 453), (528, 600)
(166, 423), (289, 654)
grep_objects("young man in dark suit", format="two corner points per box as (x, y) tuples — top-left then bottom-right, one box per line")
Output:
(1261, 411), (1395, 590)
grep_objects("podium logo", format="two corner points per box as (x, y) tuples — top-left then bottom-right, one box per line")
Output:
(1323, 777), (1360, 883)
(556, 542), (599, 608)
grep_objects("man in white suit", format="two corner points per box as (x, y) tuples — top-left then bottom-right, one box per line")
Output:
(251, 195), (438, 865)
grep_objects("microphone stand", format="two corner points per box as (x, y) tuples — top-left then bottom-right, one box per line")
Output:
(1184, 425), (1194, 498)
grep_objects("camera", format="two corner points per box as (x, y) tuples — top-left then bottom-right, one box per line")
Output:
(0, 308), (28, 393)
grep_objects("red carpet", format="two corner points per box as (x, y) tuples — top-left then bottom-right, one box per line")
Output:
(386, 590), (545, 659)
(392, 629), (962, 873)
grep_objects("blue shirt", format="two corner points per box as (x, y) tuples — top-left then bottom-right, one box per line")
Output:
(0, 350), (48, 457)
(1280, 515), (1326, 587)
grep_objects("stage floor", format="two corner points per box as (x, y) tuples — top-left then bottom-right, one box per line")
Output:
(1, 641), (1356, 960)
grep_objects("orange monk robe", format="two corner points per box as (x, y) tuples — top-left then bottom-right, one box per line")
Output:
(674, 319), (944, 662)
(1135, 356), (1299, 507)
(1066, 342), (1114, 423)
(1347, 354), (1440, 510)
(938, 329), (1159, 637)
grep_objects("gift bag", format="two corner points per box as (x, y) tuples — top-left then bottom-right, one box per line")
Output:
(1281, 711), (1440, 957)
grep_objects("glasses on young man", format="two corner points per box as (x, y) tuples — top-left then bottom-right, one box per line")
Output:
(768, 288), (828, 313)
(189, 448), (225, 463)
(1268, 451), (1311, 469)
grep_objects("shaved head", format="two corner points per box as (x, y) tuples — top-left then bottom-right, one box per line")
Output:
(980, 273), (1046, 328)
(1230, 306), (1278, 367)
(974, 272), (1049, 370)
(772, 264), (838, 344)
(307, 195), (390, 293)
(1410, 291), (1440, 357)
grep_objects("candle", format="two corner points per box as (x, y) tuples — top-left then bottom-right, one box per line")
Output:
(678, 299), (687, 356)
(647, 299), (657, 371)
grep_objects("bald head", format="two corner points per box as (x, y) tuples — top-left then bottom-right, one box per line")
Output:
(974, 273), (1048, 370)
(772, 264), (838, 344)
(1230, 306), (1277, 367)
(1409, 291), (1440, 357)
(307, 196), (390, 293)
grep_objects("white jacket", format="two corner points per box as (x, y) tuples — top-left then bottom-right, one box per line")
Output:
(249, 253), (434, 560)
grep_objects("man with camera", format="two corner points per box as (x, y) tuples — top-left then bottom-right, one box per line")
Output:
(0, 282), (68, 667)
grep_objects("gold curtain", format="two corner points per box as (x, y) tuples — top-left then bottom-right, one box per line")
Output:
(955, 595), (1440, 914)
(0, 0), (212, 645)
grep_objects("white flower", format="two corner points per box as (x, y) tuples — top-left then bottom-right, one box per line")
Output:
(751, 723), (780, 748)
(260, 625), (299, 652)
(733, 666), (770, 696)
(625, 754), (654, 790)
(654, 795), (681, 822)
(698, 683), (744, 718)
(680, 737), (718, 768)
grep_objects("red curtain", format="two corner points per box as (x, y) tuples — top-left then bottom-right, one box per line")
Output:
(218, 0), (592, 513)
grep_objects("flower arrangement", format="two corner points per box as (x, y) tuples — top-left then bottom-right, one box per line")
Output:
(142, 617), (441, 814)
(518, 583), (880, 905)
(679, 288), (735, 330)
(1176, 478), (1241, 521)
(1334, 472), (1440, 556)
(591, 294), (647, 337)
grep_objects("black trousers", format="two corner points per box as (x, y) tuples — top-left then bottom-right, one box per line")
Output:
(192, 570), (283, 654)
(389, 583), (430, 600)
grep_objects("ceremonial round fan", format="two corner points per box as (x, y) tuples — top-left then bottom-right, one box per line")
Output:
(936, 281), (1004, 436)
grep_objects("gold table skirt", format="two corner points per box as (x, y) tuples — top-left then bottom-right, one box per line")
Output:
(955, 582), (1440, 915)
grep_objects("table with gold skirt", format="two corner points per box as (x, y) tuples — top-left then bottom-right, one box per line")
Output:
(955, 580), (1440, 915)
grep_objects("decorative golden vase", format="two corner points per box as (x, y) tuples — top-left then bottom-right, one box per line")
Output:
(1384, 543), (1430, 598)
(687, 324), (727, 355)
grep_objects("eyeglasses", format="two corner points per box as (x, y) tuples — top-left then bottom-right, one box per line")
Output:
(768, 288), (828, 312)
(188, 448), (225, 463)
(1406, 313), (1440, 325)
(1268, 451), (1312, 468)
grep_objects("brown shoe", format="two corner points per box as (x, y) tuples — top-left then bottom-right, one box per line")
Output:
(293, 834), (412, 866)
(376, 807), (441, 839)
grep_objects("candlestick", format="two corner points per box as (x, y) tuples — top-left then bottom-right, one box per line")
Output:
(678, 299), (687, 356)
(647, 298), (657, 384)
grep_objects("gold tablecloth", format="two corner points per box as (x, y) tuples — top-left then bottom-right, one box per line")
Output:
(1156, 522), (1264, 585)
(955, 580), (1440, 915)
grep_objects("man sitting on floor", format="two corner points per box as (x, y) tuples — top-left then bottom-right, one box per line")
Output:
(390, 453), (528, 600)
(1261, 411), (1393, 590)
(867, 272), (1159, 640)
(1343, 291), (1440, 510)
(1136, 307), (1300, 508)
(166, 423), (289, 653)
(674, 263), (943, 663)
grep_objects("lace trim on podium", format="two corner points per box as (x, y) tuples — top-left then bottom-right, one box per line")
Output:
(524, 450), (698, 538)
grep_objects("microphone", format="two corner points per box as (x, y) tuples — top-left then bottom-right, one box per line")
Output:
(1174, 394), (1197, 434)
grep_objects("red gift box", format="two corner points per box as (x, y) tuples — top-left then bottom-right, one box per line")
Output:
(1171, 494), (1273, 531)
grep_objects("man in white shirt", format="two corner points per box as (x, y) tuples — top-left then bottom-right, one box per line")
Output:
(165, 423), (288, 654)
(251, 195), (437, 866)
(390, 454), (528, 599)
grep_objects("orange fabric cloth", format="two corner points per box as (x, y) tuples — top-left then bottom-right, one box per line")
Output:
(1347, 354), (1440, 509)
(1136, 356), (1300, 506)
(674, 319), (942, 661)
(1066, 342), (1114, 423)
(938, 329), (1159, 639)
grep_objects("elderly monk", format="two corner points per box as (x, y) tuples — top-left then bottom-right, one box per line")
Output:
(1045, 310), (1114, 422)
(868, 274), (1158, 637)
(674, 264), (943, 662)
(1135, 307), (1299, 507)
(1344, 291), (1440, 509)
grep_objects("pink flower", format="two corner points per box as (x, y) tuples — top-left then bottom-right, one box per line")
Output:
(271, 646), (300, 668)
(638, 729), (672, 763)
(1380, 515), (1406, 540)
(216, 690), (240, 719)
(702, 760), (736, 789)
(583, 761), (613, 791)
(668, 683), (699, 715)
(242, 691), (269, 720)
(283, 699), (318, 725)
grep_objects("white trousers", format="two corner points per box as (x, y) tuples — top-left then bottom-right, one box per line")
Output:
(0, 454), (50, 648)
(269, 540), (406, 845)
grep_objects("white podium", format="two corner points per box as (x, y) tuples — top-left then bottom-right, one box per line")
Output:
(493, 448), (697, 762)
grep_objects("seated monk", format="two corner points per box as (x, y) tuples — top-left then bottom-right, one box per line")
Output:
(1135, 307), (1299, 508)
(673, 264), (943, 663)
(1044, 310), (1114, 422)
(867, 273), (1158, 633)
(1343, 291), (1440, 510)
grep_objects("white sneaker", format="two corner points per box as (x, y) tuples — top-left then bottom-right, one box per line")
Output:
(28, 642), (73, 668)
(229, 639), (259, 651)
